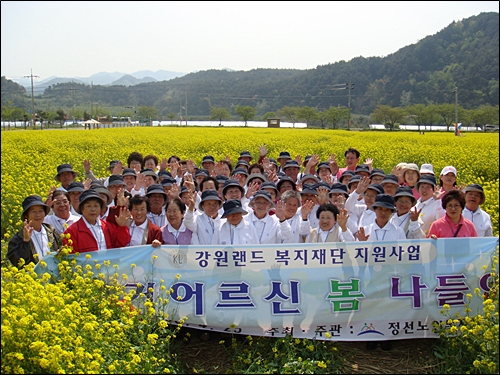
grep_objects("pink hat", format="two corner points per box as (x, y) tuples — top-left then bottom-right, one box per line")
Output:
(440, 166), (457, 176)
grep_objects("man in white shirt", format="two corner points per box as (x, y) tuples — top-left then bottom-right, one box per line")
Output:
(462, 184), (493, 237)
(212, 199), (259, 245)
(145, 184), (167, 228)
(246, 190), (292, 244)
(43, 190), (80, 236)
(280, 190), (314, 243)
(358, 194), (406, 241)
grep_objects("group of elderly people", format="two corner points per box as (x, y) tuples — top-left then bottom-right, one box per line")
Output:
(8, 146), (493, 269)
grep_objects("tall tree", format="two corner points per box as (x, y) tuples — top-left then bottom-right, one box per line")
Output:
(210, 107), (231, 126)
(234, 105), (256, 126)
(371, 105), (407, 131)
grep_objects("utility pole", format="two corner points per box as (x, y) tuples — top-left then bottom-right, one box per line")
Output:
(347, 81), (354, 130)
(455, 86), (458, 136)
(69, 83), (77, 125)
(24, 69), (39, 128)
(185, 91), (188, 125)
(90, 81), (93, 119)
(328, 82), (354, 129)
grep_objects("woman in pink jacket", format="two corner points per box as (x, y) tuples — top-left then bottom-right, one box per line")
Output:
(428, 190), (477, 239)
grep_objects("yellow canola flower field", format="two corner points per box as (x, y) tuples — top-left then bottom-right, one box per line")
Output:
(1, 127), (498, 242)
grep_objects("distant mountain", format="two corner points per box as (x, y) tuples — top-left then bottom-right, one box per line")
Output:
(79, 71), (127, 85)
(111, 75), (157, 86)
(8, 70), (186, 91)
(131, 70), (185, 81)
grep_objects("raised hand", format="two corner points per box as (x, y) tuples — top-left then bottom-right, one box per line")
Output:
(23, 219), (34, 241)
(186, 160), (196, 174)
(355, 176), (371, 195)
(364, 158), (374, 171)
(115, 187), (129, 207)
(115, 206), (131, 227)
(83, 178), (92, 190)
(258, 144), (268, 158)
(337, 209), (349, 231)
(245, 180), (261, 199)
(295, 154), (303, 167)
(169, 161), (179, 178)
(328, 154), (339, 175)
(45, 186), (57, 206)
(301, 199), (315, 219)
(135, 173), (146, 191)
(433, 187), (445, 201)
(183, 174), (196, 193)
(83, 159), (91, 173)
(274, 200), (286, 221)
(316, 185), (330, 205)
(111, 161), (123, 175)
(186, 190), (196, 211)
(159, 157), (168, 171)
(409, 206), (422, 222)
(169, 183), (180, 200)
(356, 226), (370, 241)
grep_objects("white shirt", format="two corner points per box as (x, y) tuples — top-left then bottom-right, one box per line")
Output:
(31, 226), (50, 259)
(83, 216), (107, 250)
(281, 212), (311, 244)
(298, 204), (319, 230)
(128, 220), (147, 246)
(344, 191), (367, 226)
(184, 209), (221, 245)
(246, 211), (292, 244)
(69, 205), (82, 218)
(212, 217), (259, 245)
(462, 207), (493, 237)
(390, 212), (426, 239)
(363, 221), (406, 241)
(43, 213), (80, 236)
(414, 197), (445, 234)
(147, 207), (167, 228)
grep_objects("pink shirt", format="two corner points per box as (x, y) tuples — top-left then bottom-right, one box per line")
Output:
(427, 214), (477, 238)
(335, 166), (356, 180)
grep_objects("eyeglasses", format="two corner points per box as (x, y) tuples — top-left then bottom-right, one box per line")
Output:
(53, 199), (69, 206)
(166, 210), (181, 214)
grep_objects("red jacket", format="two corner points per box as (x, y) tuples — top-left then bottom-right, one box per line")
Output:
(107, 206), (163, 245)
(63, 217), (130, 253)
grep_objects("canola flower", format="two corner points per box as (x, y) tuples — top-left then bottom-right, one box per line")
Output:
(1, 128), (498, 244)
(1, 249), (184, 374)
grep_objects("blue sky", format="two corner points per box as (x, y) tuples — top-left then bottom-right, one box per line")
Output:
(1, 1), (498, 81)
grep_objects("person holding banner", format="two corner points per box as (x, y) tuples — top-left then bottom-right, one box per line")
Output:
(125, 195), (162, 247)
(428, 190), (477, 239)
(161, 198), (193, 245)
(62, 189), (131, 253)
